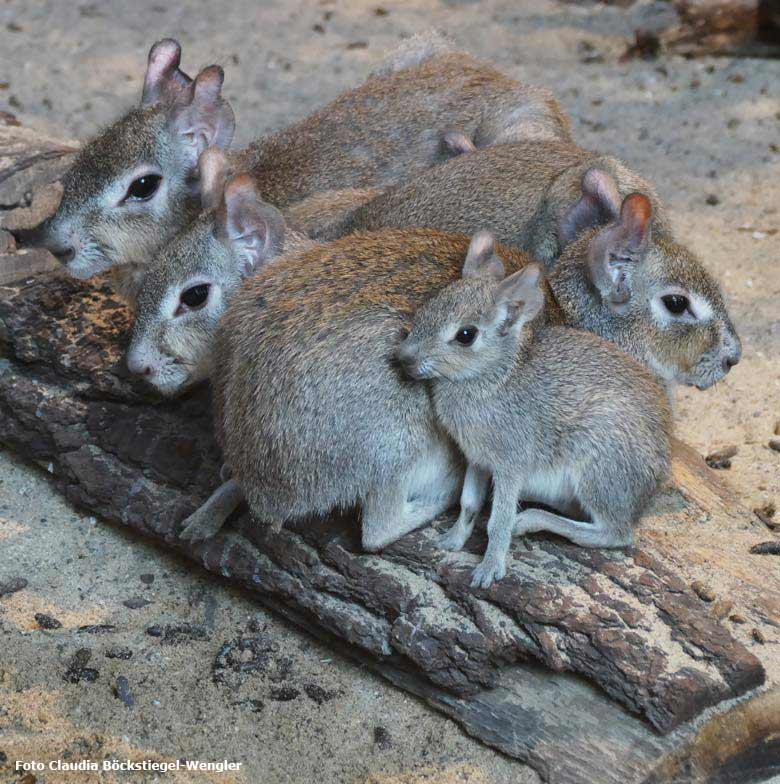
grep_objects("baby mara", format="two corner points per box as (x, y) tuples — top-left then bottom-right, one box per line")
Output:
(37, 34), (569, 303)
(398, 234), (671, 587)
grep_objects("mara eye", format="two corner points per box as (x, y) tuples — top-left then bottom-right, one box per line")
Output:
(454, 326), (478, 346)
(124, 174), (162, 202)
(179, 283), (210, 311)
(661, 294), (690, 316)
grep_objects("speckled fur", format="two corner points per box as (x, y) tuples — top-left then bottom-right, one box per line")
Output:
(211, 229), (555, 543)
(550, 229), (740, 391)
(317, 140), (667, 262)
(401, 268), (671, 584)
(233, 51), (571, 209)
(313, 140), (739, 391)
(42, 34), (570, 305)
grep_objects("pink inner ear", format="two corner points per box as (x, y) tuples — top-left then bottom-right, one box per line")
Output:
(620, 193), (652, 248)
(142, 39), (192, 106)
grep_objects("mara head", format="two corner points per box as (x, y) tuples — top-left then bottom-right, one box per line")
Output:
(39, 39), (235, 280)
(555, 170), (741, 390)
(127, 150), (289, 396)
(397, 231), (545, 382)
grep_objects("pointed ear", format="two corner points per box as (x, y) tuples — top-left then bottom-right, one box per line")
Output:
(587, 192), (653, 310)
(141, 39), (193, 107)
(169, 65), (236, 174)
(462, 231), (505, 280)
(215, 174), (286, 277)
(492, 264), (545, 332)
(558, 168), (621, 247)
(198, 148), (230, 211)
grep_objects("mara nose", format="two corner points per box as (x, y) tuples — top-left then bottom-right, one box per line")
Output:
(395, 345), (426, 381)
(723, 333), (742, 371)
(50, 245), (75, 264)
(127, 351), (152, 377)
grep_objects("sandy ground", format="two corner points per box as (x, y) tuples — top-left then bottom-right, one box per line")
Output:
(0, 1), (779, 782)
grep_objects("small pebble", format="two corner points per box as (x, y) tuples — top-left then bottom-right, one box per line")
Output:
(269, 686), (299, 702)
(304, 683), (338, 705)
(754, 503), (777, 530)
(373, 726), (392, 750)
(123, 597), (152, 609)
(140, 573), (155, 585)
(750, 541), (780, 556)
(752, 628), (766, 644)
(705, 194), (720, 206)
(0, 577), (28, 597)
(691, 580), (716, 602)
(705, 445), (737, 470)
(729, 613), (747, 624)
(105, 646), (133, 660)
(769, 440), (780, 453)
(113, 675), (134, 708)
(34, 613), (62, 630)
(711, 600), (734, 620)
(64, 648), (99, 684)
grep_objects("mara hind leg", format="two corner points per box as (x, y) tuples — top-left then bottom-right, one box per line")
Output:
(180, 479), (245, 542)
(361, 439), (464, 552)
(439, 463), (490, 552)
(513, 507), (634, 549)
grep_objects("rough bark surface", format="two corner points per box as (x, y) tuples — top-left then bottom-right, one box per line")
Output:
(621, 0), (780, 59)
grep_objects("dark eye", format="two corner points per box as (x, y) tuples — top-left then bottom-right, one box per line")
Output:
(662, 294), (689, 316)
(180, 283), (210, 310)
(454, 326), (478, 345)
(125, 174), (162, 202)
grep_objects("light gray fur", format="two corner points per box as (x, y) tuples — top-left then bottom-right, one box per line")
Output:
(398, 245), (672, 587)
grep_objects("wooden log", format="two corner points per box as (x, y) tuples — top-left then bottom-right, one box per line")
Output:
(1, 126), (778, 783)
(622, 0), (780, 59)
(0, 122), (76, 283)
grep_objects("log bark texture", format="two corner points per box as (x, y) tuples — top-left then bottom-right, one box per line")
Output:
(629, 0), (780, 59)
(2, 124), (779, 784)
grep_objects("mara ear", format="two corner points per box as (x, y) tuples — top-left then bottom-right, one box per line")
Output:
(462, 231), (505, 280)
(586, 192), (653, 310)
(216, 174), (286, 278)
(492, 263), (545, 333)
(169, 65), (236, 174)
(441, 130), (476, 158)
(558, 168), (622, 247)
(141, 38), (193, 107)
(198, 147), (230, 211)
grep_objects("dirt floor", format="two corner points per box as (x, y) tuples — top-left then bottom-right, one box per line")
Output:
(0, 1), (779, 782)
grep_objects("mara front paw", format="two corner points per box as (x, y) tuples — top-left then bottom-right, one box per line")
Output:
(470, 554), (506, 589)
